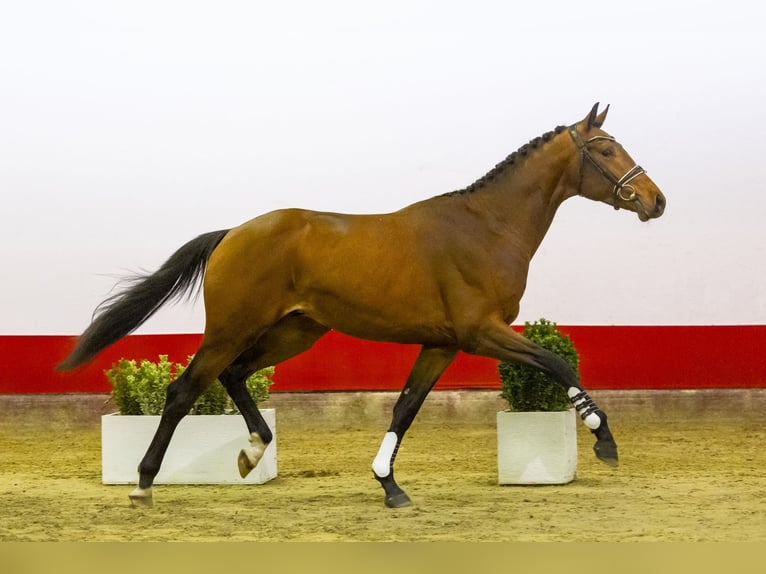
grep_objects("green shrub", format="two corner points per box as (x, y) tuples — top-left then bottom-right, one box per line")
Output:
(498, 319), (578, 412)
(239, 366), (275, 407)
(133, 355), (174, 416)
(106, 358), (142, 416)
(104, 355), (274, 416)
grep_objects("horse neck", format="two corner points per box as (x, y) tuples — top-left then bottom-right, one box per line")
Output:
(465, 136), (577, 258)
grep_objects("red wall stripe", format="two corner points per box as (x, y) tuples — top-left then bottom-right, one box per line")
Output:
(1, 326), (764, 394)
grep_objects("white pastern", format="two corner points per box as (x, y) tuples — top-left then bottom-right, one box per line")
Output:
(372, 431), (398, 478)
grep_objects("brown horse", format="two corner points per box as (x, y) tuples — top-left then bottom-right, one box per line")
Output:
(58, 103), (666, 508)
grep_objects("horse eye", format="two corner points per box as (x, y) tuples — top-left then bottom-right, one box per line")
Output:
(601, 147), (614, 157)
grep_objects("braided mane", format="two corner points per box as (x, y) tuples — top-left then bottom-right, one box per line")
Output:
(443, 125), (568, 197)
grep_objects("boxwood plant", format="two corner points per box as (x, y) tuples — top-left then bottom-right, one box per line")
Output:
(105, 355), (274, 416)
(498, 319), (578, 412)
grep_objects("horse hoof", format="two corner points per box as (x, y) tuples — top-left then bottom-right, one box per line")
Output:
(238, 433), (266, 478)
(594, 441), (619, 468)
(237, 449), (257, 478)
(385, 492), (413, 508)
(129, 487), (153, 508)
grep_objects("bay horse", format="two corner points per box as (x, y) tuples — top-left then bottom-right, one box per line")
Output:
(58, 103), (666, 508)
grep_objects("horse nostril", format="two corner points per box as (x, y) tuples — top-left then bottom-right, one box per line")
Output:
(654, 194), (666, 215)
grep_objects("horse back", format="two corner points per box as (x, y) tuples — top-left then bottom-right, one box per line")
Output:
(204, 207), (461, 344)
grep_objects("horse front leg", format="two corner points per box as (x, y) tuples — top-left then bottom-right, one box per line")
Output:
(373, 346), (458, 508)
(468, 322), (618, 467)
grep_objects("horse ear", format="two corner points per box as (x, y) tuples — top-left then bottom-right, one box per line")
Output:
(586, 102), (609, 130)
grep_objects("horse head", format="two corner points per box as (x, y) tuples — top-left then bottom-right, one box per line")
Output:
(569, 103), (666, 221)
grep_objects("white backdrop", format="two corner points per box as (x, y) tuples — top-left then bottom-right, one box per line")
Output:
(2, 0), (764, 335)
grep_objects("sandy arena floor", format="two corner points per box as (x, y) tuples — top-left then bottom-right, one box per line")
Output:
(0, 390), (764, 541)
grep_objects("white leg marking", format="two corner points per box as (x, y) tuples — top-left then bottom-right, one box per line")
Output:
(372, 431), (398, 478)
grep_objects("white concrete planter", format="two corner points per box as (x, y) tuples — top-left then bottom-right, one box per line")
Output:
(496, 409), (577, 485)
(101, 410), (277, 485)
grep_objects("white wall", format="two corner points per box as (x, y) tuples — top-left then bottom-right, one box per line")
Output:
(2, 0), (764, 334)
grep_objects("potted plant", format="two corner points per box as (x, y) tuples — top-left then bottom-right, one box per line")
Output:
(496, 319), (578, 485)
(101, 355), (277, 485)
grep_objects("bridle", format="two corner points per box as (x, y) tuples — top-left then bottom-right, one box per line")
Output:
(568, 125), (646, 210)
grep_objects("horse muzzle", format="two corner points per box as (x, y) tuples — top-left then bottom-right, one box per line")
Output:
(637, 191), (666, 221)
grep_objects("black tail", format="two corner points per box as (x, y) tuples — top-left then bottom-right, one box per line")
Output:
(57, 229), (230, 371)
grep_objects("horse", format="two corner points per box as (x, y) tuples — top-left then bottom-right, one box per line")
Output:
(58, 103), (666, 508)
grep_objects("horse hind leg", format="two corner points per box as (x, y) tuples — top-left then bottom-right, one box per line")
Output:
(129, 343), (242, 507)
(219, 314), (330, 478)
(373, 346), (459, 508)
(217, 364), (272, 478)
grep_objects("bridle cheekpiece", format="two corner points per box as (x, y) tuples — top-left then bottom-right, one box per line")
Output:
(568, 125), (646, 210)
